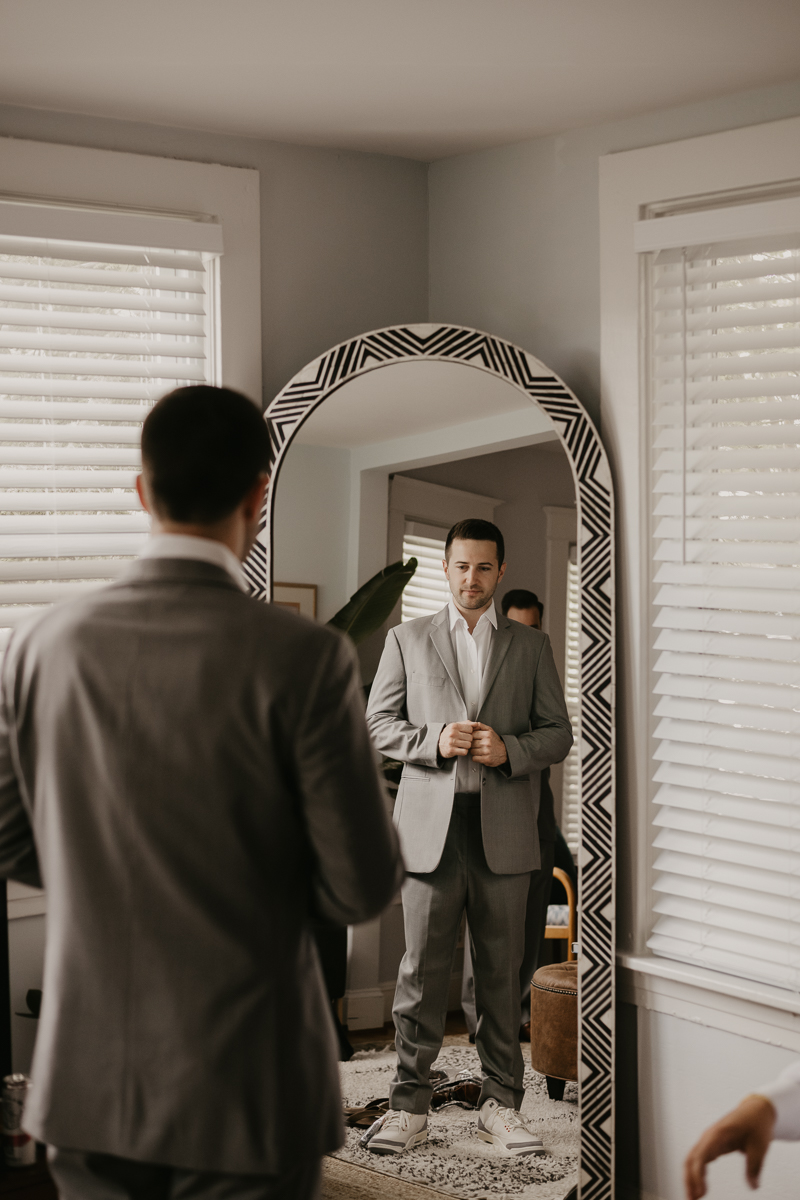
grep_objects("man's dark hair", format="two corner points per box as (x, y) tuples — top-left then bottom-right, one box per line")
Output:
(444, 519), (505, 566)
(141, 385), (272, 524)
(501, 589), (544, 619)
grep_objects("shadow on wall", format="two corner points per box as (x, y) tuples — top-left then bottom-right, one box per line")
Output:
(616, 1001), (641, 1200)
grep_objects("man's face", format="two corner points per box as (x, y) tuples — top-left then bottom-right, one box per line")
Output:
(506, 605), (541, 629)
(443, 539), (506, 613)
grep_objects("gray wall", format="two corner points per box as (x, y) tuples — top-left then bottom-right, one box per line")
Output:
(0, 104), (428, 407)
(402, 441), (575, 606)
(0, 100), (429, 1069)
(427, 76), (800, 1200)
(429, 77), (800, 430)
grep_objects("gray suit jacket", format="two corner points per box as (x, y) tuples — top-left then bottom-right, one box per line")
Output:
(0, 558), (403, 1174)
(366, 606), (572, 875)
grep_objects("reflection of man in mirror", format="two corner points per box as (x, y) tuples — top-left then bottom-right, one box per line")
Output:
(461, 588), (576, 1043)
(0, 385), (403, 1200)
(366, 520), (573, 1156)
(503, 588), (544, 631)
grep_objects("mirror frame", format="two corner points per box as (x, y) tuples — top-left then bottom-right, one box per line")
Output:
(246, 324), (615, 1200)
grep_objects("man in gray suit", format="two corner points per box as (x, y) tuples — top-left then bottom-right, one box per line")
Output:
(365, 521), (572, 1157)
(0, 385), (403, 1199)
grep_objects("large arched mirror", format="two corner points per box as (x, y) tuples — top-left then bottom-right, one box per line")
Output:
(246, 325), (614, 1200)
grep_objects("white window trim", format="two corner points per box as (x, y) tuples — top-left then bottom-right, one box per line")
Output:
(0, 138), (261, 920)
(0, 136), (261, 403)
(600, 113), (800, 1042)
(387, 475), (501, 568)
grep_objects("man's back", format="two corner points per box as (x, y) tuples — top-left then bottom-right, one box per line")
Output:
(0, 557), (401, 1174)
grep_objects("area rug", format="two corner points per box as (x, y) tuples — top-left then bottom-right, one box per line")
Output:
(334, 1044), (579, 1200)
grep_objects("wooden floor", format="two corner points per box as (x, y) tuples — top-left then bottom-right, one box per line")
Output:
(323, 1157), (451, 1200)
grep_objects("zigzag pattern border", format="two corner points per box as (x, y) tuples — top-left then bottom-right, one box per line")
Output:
(250, 325), (615, 1200)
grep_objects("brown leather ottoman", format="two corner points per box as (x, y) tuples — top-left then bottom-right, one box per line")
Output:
(529, 960), (578, 1101)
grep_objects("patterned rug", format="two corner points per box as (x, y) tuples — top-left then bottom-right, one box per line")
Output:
(335, 1044), (579, 1200)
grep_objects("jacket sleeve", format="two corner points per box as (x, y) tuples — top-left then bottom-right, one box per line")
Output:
(365, 628), (445, 768)
(757, 1061), (800, 1140)
(501, 634), (574, 779)
(295, 631), (404, 926)
(0, 642), (42, 888)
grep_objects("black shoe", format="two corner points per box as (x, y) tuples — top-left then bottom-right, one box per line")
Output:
(468, 1032), (476, 1044)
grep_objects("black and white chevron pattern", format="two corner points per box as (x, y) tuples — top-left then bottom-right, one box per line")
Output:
(248, 325), (615, 1200)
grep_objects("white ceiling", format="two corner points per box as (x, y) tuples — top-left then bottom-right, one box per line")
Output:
(294, 360), (540, 447)
(1, 0), (799, 160)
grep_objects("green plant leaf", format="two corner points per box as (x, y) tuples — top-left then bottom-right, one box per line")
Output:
(327, 558), (417, 645)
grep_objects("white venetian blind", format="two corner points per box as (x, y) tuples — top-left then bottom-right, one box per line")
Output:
(401, 520), (450, 622)
(0, 226), (219, 649)
(561, 548), (581, 854)
(642, 214), (800, 991)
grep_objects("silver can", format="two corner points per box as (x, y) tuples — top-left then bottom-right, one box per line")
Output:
(2, 1073), (35, 1167)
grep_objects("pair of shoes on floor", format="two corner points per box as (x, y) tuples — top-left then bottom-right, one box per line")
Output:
(365, 1098), (546, 1157)
(430, 1070), (482, 1111)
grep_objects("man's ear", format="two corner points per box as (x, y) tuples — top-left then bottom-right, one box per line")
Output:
(497, 561), (507, 582)
(241, 475), (270, 521)
(135, 475), (150, 513)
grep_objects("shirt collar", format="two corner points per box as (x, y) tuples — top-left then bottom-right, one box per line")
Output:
(447, 597), (498, 632)
(139, 533), (248, 593)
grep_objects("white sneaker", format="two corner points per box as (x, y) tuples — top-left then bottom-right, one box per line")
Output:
(476, 1098), (546, 1156)
(366, 1109), (428, 1155)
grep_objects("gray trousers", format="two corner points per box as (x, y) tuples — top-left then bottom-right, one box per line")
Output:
(48, 1147), (321, 1200)
(462, 837), (556, 1032)
(391, 794), (530, 1114)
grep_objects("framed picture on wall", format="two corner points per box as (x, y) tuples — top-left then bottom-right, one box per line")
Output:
(273, 582), (317, 619)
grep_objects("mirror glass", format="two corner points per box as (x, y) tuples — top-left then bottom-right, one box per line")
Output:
(273, 358), (581, 1195)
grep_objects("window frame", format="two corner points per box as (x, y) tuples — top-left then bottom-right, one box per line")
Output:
(0, 135), (261, 403)
(600, 113), (800, 1033)
(0, 137), (261, 922)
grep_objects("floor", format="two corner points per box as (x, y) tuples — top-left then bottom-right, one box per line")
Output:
(322, 1015), (474, 1200)
(0, 1160), (56, 1200)
(0, 1019), (470, 1200)
(323, 1157), (451, 1199)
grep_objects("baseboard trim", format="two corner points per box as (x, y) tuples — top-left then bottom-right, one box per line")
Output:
(344, 972), (464, 1031)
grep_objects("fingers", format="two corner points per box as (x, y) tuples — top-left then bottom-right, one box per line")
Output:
(439, 722), (476, 759)
(682, 1097), (775, 1200)
(683, 1147), (708, 1200)
(745, 1139), (766, 1190)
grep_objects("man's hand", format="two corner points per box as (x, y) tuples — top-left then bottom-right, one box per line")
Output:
(439, 722), (476, 759)
(684, 1094), (776, 1199)
(470, 723), (508, 768)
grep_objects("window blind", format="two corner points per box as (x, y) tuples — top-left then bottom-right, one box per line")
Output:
(0, 232), (218, 650)
(645, 227), (800, 991)
(561, 548), (581, 854)
(401, 521), (450, 622)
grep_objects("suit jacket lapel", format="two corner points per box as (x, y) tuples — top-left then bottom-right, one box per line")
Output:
(479, 615), (514, 713)
(429, 607), (466, 708)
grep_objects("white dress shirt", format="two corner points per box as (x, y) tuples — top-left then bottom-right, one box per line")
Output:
(757, 1060), (800, 1140)
(448, 597), (497, 793)
(139, 533), (248, 593)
